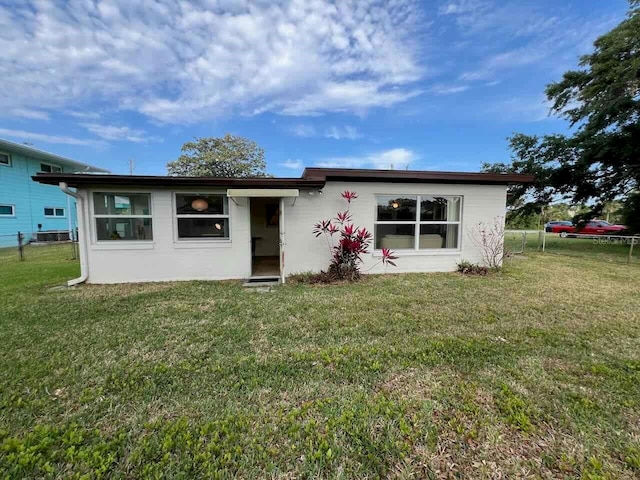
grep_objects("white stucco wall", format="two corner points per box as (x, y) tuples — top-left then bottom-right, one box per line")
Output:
(283, 181), (507, 276)
(82, 189), (252, 283)
(78, 182), (507, 284)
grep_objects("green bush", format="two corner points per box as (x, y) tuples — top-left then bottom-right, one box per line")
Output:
(456, 260), (489, 275)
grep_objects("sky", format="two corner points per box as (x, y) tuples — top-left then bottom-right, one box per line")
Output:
(0, 0), (630, 176)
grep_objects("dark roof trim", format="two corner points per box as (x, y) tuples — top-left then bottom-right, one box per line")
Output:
(31, 173), (325, 189)
(32, 168), (535, 189)
(302, 168), (534, 185)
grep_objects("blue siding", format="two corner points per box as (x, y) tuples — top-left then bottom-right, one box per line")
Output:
(0, 151), (77, 247)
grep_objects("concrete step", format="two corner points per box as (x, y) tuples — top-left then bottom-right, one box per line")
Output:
(243, 276), (280, 288)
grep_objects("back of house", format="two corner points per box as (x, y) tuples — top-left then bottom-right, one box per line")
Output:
(33, 168), (533, 285)
(0, 138), (107, 247)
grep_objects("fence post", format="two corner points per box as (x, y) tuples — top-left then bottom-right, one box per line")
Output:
(538, 231), (543, 251)
(542, 230), (546, 253)
(522, 232), (527, 253)
(629, 237), (636, 266)
(70, 229), (76, 260)
(17, 231), (24, 261)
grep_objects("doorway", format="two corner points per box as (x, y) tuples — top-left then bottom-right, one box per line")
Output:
(249, 197), (281, 277)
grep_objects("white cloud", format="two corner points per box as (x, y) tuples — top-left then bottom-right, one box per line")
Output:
(277, 80), (422, 116)
(0, 128), (101, 147)
(9, 108), (50, 120)
(488, 95), (553, 122)
(439, 1), (480, 16)
(289, 124), (317, 137)
(440, 0), (559, 37)
(66, 110), (101, 120)
(288, 124), (361, 140)
(0, 1), (424, 123)
(280, 159), (304, 170)
(316, 148), (418, 169)
(430, 84), (469, 95)
(81, 123), (162, 143)
(440, 0), (618, 85)
(324, 126), (360, 140)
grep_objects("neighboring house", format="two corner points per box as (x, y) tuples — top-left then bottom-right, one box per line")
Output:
(0, 138), (108, 247)
(32, 168), (533, 284)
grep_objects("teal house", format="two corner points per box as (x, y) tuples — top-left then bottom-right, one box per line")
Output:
(0, 138), (108, 247)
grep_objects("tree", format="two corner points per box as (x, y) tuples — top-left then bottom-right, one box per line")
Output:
(485, 0), (640, 230)
(167, 134), (268, 177)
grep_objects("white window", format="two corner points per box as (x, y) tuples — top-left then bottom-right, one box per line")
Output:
(374, 195), (462, 250)
(44, 207), (65, 217)
(0, 204), (15, 216)
(40, 163), (62, 173)
(175, 193), (229, 240)
(93, 193), (152, 241)
(0, 152), (10, 166)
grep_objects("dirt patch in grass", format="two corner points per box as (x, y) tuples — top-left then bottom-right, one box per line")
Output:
(2, 247), (640, 477)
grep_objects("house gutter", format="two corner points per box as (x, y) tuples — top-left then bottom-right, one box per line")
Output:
(59, 182), (89, 286)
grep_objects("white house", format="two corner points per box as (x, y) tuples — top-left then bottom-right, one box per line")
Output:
(33, 168), (533, 285)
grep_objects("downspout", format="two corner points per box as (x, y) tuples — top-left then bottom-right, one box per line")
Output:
(59, 182), (89, 286)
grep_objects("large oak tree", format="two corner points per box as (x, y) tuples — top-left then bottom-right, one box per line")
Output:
(486, 0), (640, 231)
(167, 134), (268, 178)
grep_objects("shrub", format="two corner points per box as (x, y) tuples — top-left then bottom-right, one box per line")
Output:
(312, 191), (397, 282)
(288, 271), (338, 285)
(468, 216), (507, 270)
(456, 260), (489, 276)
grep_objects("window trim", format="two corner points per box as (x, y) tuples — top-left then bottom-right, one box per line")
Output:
(373, 194), (463, 251)
(40, 162), (63, 173)
(0, 204), (16, 217)
(172, 192), (232, 243)
(0, 152), (11, 167)
(44, 207), (66, 218)
(90, 190), (154, 243)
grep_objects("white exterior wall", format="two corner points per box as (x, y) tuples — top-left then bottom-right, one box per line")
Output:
(78, 182), (507, 284)
(283, 181), (507, 276)
(82, 189), (251, 284)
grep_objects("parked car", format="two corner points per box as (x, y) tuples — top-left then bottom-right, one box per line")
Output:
(545, 220), (573, 232)
(550, 220), (628, 237)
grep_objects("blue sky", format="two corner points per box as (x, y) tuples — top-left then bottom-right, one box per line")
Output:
(0, 0), (630, 176)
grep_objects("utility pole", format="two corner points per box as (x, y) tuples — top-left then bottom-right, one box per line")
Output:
(128, 158), (135, 175)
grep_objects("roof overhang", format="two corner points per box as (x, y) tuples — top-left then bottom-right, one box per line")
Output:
(32, 168), (535, 190)
(302, 167), (535, 185)
(31, 173), (325, 189)
(227, 188), (299, 198)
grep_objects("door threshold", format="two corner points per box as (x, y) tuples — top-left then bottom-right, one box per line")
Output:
(243, 276), (281, 288)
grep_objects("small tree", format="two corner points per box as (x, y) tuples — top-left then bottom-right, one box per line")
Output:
(313, 191), (397, 281)
(167, 134), (268, 177)
(468, 217), (507, 270)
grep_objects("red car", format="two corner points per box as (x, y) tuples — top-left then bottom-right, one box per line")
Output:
(551, 220), (628, 237)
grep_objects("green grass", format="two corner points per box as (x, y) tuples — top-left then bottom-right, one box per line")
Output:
(1, 245), (640, 478)
(506, 231), (640, 265)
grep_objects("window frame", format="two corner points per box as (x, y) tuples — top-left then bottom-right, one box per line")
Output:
(373, 194), (463, 251)
(0, 152), (11, 167)
(0, 204), (16, 217)
(91, 191), (154, 243)
(172, 192), (231, 243)
(44, 207), (66, 218)
(40, 162), (63, 173)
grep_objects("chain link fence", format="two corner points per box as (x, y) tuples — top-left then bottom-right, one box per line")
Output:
(0, 230), (79, 261)
(505, 230), (640, 266)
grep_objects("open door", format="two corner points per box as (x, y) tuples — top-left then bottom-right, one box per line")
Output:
(279, 197), (286, 283)
(227, 188), (298, 283)
(248, 197), (281, 279)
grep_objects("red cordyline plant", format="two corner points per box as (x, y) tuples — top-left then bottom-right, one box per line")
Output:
(313, 191), (398, 281)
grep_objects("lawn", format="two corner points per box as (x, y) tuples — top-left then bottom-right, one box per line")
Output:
(1, 245), (640, 478)
(505, 231), (639, 266)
